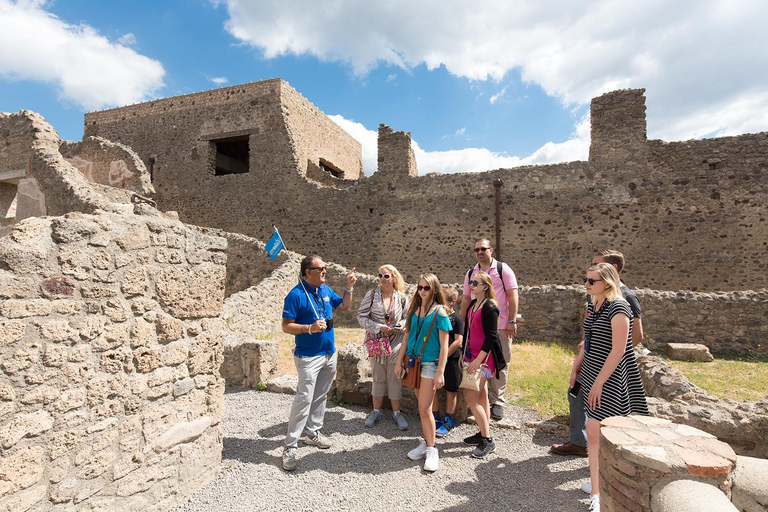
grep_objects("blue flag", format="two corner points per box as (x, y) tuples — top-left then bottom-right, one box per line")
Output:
(265, 227), (284, 260)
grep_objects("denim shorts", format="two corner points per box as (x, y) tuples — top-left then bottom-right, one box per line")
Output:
(420, 360), (438, 379)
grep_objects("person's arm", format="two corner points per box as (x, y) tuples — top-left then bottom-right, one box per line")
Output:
(505, 288), (519, 337)
(587, 311), (630, 410)
(337, 268), (356, 312)
(357, 289), (390, 334)
(570, 337), (586, 387)
(433, 308), (449, 390)
(632, 318), (644, 347)
(282, 317), (325, 336)
(479, 303), (500, 354)
(394, 323), (410, 378)
(447, 315), (464, 357)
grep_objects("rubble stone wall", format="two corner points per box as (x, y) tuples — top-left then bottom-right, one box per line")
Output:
(79, 85), (768, 291)
(0, 210), (227, 510)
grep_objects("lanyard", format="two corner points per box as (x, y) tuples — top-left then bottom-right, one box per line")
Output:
(300, 280), (326, 321)
(411, 300), (435, 353)
(381, 289), (397, 326)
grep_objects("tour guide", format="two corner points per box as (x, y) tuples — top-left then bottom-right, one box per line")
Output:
(280, 255), (356, 472)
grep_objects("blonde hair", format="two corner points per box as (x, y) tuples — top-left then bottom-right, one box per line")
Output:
(442, 286), (459, 313)
(472, 272), (497, 307)
(588, 262), (624, 302)
(378, 264), (404, 292)
(405, 274), (446, 332)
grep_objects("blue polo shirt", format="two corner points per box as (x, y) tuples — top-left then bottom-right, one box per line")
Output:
(282, 280), (343, 357)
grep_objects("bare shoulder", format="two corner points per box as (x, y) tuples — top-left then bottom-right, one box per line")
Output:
(437, 305), (449, 317)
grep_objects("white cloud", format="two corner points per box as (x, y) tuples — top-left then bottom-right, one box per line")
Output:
(489, 86), (507, 104)
(215, 0), (768, 142)
(385, 73), (397, 83)
(455, 127), (466, 137)
(330, 113), (589, 175)
(117, 33), (137, 46)
(209, 76), (229, 85)
(0, 0), (164, 110)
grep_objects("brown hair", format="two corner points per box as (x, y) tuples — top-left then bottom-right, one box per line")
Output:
(405, 273), (446, 332)
(594, 249), (625, 273)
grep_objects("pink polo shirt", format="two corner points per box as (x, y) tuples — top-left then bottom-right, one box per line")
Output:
(463, 258), (518, 327)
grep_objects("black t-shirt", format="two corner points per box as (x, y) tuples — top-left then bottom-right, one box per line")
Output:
(448, 311), (464, 361)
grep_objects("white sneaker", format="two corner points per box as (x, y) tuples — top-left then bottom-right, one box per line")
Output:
(407, 439), (427, 460)
(589, 494), (600, 512)
(581, 481), (592, 494)
(424, 446), (439, 472)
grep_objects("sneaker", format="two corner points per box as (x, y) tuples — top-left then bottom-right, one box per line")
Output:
(365, 410), (382, 427)
(393, 411), (408, 430)
(471, 437), (496, 458)
(581, 481), (592, 494)
(282, 447), (297, 471)
(408, 439), (428, 460)
(589, 494), (600, 512)
(433, 412), (443, 430)
(490, 403), (504, 420)
(435, 415), (454, 438)
(550, 442), (588, 457)
(424, 446), (439, 472)
(302, 431), (332, 449)
(463, 431), (483, 445)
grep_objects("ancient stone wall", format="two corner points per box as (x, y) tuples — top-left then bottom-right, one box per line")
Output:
(0, 209), (226, 510)
(377, 124), (418, 178)
(60, 137), (154, 196)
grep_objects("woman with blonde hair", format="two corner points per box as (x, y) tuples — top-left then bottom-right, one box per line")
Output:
(461, 272), (507, 458)
(395, 273), (451, 472)
(357, 265), (409, 430)
(576, 262), (648, 512)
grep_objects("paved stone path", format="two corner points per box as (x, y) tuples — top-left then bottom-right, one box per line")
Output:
(172, 389), (592, 512)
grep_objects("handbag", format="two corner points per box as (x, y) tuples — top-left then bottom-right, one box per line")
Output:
(459, 355), (488, 391)
(401, 307), (440, 390)
(364, 331), (391, 358)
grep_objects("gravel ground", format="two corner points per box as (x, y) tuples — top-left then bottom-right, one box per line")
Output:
(172, 388), (592, 512)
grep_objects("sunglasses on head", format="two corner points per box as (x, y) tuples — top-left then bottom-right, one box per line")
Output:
(582, 277), (604, 285)
(474, 247), (490, 253)
(377, 273), (392, 279)
(417, 285), (431, 291)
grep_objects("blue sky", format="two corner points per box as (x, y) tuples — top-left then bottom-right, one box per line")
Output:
(2, 0), (768, 175)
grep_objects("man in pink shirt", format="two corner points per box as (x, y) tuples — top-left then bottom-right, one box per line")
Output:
(461, 238), (519, 420)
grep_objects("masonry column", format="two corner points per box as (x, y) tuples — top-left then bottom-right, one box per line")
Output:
(376, 124), (418, 178)
(589, 88), (649, 171)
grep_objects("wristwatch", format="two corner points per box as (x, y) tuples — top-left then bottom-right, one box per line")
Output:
(508, 320), (516, 324)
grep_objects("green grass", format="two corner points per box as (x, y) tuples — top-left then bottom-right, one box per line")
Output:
(659, 353), (768, 402)
(506, 339), (577, 418)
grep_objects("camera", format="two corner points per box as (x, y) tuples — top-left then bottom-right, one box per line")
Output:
(407, 356), (416, 368)
(325, 318), (334, 330)
(568, 381), (582, 399)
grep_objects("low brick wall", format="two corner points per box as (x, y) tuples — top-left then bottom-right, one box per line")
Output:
(0, 210), (226, 510)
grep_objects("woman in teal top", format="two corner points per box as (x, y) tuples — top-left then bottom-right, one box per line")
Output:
(395, 273), (451, 472)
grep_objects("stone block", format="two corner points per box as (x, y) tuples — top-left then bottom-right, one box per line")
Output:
(121, 267), (148, 296)
(104, 299), (129, 322)
(221, 336), (278, 388)
(59, 248), (92, 280)
(154, 313), (184, 343)
(173, 377), (195, 397)
(651, 479), (737, 512)
(0, 321), (25, 347)
(732, 455), (768, 512)
(0, 483), (47, 511)
(115, 225), (152, 251)
(50, 216), (100, 243)
(156, 263), (225, 319)
(266, 374), (298, 394)
(38, 318), (79, 342)
(55, 387), (86, 413)
(666, 343), (714, 362)
(0, 445), (46, 497)
(52, 299), (84, 315)
(178, 427), (221, 496)
(134, 347), (162, 373)
(0, 299), (52, 318)
(19, 384), (59, 405)
(0, 410), (54, 449)
(187, 328), (223, 377)
(153, 416), (212, 453)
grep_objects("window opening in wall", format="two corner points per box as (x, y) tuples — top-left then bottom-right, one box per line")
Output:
(319, 158), (342, 178)
(213, 136), (250, 175)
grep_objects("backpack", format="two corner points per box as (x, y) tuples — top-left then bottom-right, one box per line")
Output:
(467, 260), (507, 293)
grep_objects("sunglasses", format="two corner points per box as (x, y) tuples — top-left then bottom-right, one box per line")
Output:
(377, 273), (392, 279)
(417, 285), (431, 291)
(469, 280), (482, 286)
(474, 247), (490, 253)
(309, 266), (327, 272)
(582, 277), (604, 285)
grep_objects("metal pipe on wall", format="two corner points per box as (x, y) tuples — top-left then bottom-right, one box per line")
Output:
(493, 178), (503, 258)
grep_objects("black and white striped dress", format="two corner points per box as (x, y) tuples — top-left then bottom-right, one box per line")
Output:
(580, 298), (649, 421)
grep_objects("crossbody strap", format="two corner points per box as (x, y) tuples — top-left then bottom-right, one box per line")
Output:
(416, 306), (441, 357)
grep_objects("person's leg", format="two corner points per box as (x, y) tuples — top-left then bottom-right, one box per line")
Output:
(480, 378), (491, 423)
(370, 359), (386, 410)
(284, 355), (323, 447)
(304, 353), (337, 436)
(570, 383), (588, 447)
(385, 351), (403, 412)
(445, 391), (457, 416)
(586, 417), (601, 498)
(477, 379), (491, 437)
(418, 379), (437, 446)
(488, 330), (511, 410)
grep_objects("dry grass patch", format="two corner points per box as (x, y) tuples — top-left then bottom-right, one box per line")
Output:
(259, 328), (366, 375)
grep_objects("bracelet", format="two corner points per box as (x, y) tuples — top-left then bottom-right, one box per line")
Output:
(307, 324), (313, 335)
(344, 288), (354, 293)
(508, 320), (516, 324)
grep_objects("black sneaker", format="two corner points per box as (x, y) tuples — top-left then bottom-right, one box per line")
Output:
(490, 404), (504, 420)
(471, 437), (497, 458)
(463, 431), (482, 445)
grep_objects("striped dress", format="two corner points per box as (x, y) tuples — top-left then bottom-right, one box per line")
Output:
(580, 298), (649, 421)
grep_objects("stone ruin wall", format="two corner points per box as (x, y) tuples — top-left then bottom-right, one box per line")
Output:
(0, 210), (227, 510)
(81, 85), (767, 292)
